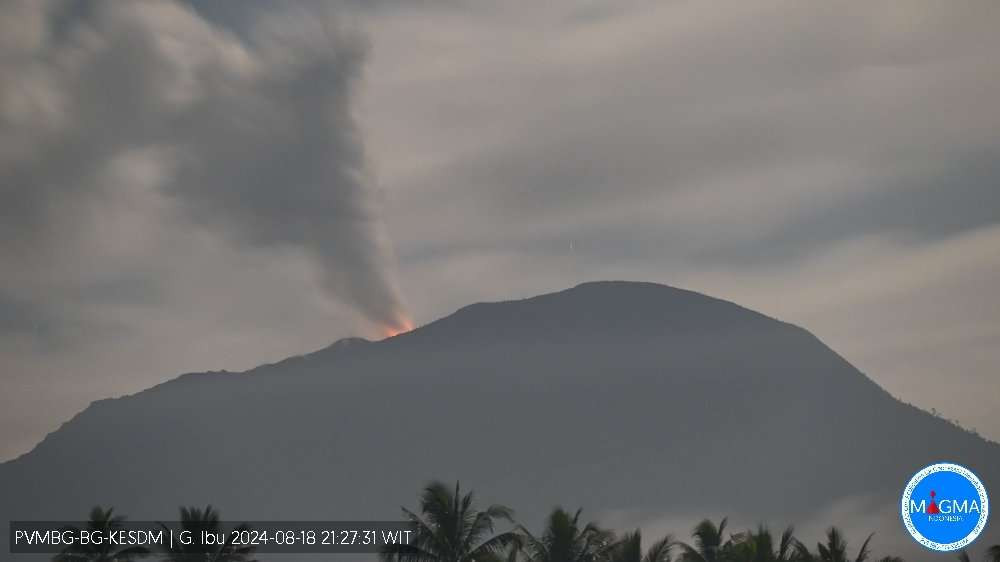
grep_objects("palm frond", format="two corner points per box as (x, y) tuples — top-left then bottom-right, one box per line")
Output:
(643, 534), (674, 562)
(778, 526), (796, 561)
(854, 532), (874, 562)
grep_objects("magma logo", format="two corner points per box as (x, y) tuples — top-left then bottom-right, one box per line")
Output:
(901, 462), (989, 552)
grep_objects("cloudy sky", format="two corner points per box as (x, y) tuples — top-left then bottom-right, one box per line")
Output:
(1, 0), (999, 461)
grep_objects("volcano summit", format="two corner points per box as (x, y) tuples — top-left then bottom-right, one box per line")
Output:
(0, 282), (997, 560)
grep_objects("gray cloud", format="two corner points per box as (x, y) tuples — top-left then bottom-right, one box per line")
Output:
(358, 1), (1000, 441)
(0, 293), (43, 337)
(361, 2), (1000, 266)
(0, 0), (410, 333)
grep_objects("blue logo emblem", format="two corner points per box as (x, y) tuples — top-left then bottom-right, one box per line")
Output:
(901, 462), (989, 551)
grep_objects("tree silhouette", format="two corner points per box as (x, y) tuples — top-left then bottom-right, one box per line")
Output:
(159, 505), (256, 562)
(677, 518), (730, 562)
(726, 525), (797, 562)
(54, 507), (149, 562)
(513, 507), (617, 562)
(57, 491), (942, 562)
(791, 528), (872, 562)
(380, 480), (518, 562)
(606, 530), (672, 562)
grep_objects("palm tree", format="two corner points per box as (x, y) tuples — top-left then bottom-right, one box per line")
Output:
(792, 528), (872, 562)
(677, 518), (730, 562)
(54, 506), (149, 562)
(513, 507), (616, 562)
(606, 530), (673, 562)
(726, 525), (797, 562)
(160, 505), (256, 562)
(381, 480), (518, 562)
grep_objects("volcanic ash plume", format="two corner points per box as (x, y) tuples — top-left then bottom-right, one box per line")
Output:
(0, 0), (412, 332)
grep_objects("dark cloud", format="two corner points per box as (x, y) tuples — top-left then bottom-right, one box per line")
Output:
(362, 2), (1000, 269)
(0, 293), (42, 337)
(0, 291), (75, 350)
(0, 0), (409, 332)
(688, 151), (1000, 267)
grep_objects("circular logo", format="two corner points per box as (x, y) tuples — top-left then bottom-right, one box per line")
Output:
(901, 462), (989, 551)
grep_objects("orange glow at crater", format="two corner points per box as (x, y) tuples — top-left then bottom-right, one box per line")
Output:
(382, 318), (414, 339)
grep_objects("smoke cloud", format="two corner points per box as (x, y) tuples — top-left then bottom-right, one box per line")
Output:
(0, 0), (410, 331)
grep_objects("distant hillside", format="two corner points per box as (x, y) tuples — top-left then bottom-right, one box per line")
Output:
(1, 282), (996, 560)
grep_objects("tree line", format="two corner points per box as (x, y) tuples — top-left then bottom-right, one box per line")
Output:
(54, 481), (1000, 562)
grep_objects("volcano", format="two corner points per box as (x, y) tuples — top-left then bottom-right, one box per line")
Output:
(1, 281), (997, 560)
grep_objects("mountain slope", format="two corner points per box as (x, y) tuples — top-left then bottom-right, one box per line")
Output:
(1, 281), (997, 559)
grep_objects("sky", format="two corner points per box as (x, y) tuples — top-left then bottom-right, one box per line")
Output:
(1, 0), (999, 462)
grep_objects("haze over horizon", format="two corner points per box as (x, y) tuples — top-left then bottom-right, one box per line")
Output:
(2, 0), (1000, 462)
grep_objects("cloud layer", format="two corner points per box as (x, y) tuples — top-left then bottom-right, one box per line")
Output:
(2, 0), (999, 462)
(359, 1), (1000, 441)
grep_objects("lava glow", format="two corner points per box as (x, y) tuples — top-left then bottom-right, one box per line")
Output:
(382, 318), (414, 339)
